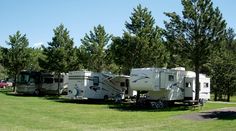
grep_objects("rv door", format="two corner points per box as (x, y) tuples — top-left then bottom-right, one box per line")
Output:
(184, 77), (195, 100)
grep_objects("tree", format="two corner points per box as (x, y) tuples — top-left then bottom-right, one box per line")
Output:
(164, 0), (227, 100)
(26, 47), (45, 71)
(41, 24), (75, 95)
(80, 24), (112, 72)
(4, 31), (31, 91)
(210, 28), (236, 102)
(0, 47), (2, 61)
(109, 4), (168, 74)
(0, 47), (8, 79)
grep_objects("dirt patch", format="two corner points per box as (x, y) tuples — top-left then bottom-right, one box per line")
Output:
(174, 107), (236, 121)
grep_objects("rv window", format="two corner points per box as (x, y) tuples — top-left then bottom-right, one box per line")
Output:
(33, 75), (40, 84)
(93, 76), (99, 86)
(54, 78), (63, 83)
(43, 78), (53, 84)
(168, 75), (174, 81)
(29, 77), (35, 83)
(185, 82), (191, 88)
(204, 82), (209, 88)
(18, 74), (30, 84)
(120, 82), (125, 87)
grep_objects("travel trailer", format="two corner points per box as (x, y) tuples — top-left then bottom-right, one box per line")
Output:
(16, 71), (68, 95)
(130, 67), (210, 101)
(67, 70), (131, 100)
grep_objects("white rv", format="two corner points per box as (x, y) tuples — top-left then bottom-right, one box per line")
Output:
(67, 70), (130, 100)
(16, 71), (68, 95)
(184, 71), (210, 100)
(130, 67), (210, 101)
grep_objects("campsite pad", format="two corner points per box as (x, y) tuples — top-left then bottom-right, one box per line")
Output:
(174, 107), (236, 121)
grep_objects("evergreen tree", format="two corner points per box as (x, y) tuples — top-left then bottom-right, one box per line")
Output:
(109, 4), (168, 74)
(0, 47), (8, 79)
(125, 4), (155, 37)
(164, 0), (226, 100)
(0, 47), (9, 73)
(27, 47), (45, 71)
(4, 31), (31, 91)
(0, 47), (2, 61)
(68, 46), (82, 71)
(41, 24), (75, 95)
(210, 28), (236, 101)
(80, 24), (112, 72)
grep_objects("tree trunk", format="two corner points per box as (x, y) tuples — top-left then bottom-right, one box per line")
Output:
(195, 67), (200, 100)
(13, 74), (17, 92)
(227, 83), (230, 102)
(57, 73), (61, 96)
(214, 89), (217, 101)
(227, 93), (230, 102)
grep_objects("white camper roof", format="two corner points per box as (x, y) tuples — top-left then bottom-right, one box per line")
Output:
(171, 67), (186, 71)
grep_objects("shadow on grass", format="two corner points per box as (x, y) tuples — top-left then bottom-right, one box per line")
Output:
(0, 88), (14, 94)
(42, 96), (190, 112)
(200, 111), (236, 120)
(0, 89), (52, 98)
(43, 96), (117, 105)
(0, 89), (192, 112)
(4, 92), (46, 97)
(108, 103), (190, 112)
(176, 109), (236, 121)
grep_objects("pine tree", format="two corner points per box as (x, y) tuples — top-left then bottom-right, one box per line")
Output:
(5, 31), (31, 91)
(210, 28), (236, 101)
(80, 24), (112, 72)
(26, 47), (45, 71)
(109, 4), (168, 74)
(41, 24), (75, 95)
(164, 0), (227, 100)
(0, 47), (8, 79)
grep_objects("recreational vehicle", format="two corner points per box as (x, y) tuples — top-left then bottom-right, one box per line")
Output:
(67, 70), (131, 100)
(130, 67), (210, 101)
(16, 71), (68, 95)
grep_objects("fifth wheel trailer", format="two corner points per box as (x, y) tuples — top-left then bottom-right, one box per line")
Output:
(67, 70), (131, 100)
(130, 67), (210, 101)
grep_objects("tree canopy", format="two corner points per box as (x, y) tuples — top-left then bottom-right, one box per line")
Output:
(40, 24), (75, 73)
(164, 0), (227, 100)
(4, 31), (31, 90)
(40, 24), (75, 95)
(109, 4), (168, 74)
(210, 28), (236, 101)
(80, 24), (112, 72)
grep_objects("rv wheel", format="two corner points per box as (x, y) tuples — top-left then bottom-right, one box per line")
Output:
(34, 89), (40, 96)
(72, 88), (78, 96)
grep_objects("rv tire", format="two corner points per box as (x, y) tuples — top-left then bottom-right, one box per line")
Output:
(34, 89), (40, 96)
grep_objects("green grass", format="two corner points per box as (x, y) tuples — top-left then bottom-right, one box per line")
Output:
(0, 90), (236, 131)
(230, 96), (236, 102)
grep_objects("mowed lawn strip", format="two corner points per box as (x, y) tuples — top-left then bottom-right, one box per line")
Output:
(0, 92), (236, 131)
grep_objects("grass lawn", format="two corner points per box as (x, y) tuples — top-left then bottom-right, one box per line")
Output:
(230, 96), (236, 102)
(0, 89), (236, 131)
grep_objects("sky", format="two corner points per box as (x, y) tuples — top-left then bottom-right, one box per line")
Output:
(0, 0), (236, 48)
